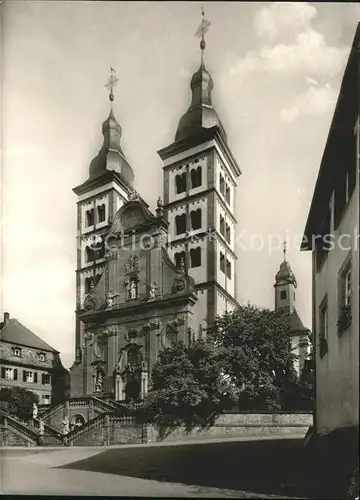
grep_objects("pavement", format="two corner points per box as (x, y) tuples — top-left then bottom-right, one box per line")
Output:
(0, 438), (305, 498)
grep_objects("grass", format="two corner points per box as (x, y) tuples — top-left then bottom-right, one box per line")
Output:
(59, 438), (317, 497)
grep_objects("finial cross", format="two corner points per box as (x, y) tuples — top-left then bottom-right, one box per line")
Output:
(283, 240), (287, 261)
(105, 66), (119, 102)
(195, 7), (211, 39)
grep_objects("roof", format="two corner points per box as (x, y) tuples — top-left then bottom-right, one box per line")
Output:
(0, 319), (58, 353)
(287, 309), (310, 336)
(301, 23), (359, 250)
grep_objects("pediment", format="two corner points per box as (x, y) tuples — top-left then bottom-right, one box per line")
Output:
(109, 200), (154, 234)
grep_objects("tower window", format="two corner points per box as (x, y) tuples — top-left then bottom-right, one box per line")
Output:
(190, 166), (202, 189)
(220, 215), (225, 236)
(220, 252), (225, 273)
(175, 251), (186, 269)
(175, 214), (186, 235)
(85, 277), (95, 294)
(93, 243), (105, 260)
(225, 223), (231, 244)
(85, 246), (94, 263)
(226, 259), (231, 279)
(175, 173), (187, 194)
(190, 247), (201, 268)
(219, 174), (225, 196)
(13, 348), (21, 357)
(97, 204), (106, 223)
(85, 209), (95, 227)
(280, 290), (287, 300)
(225, 185), (231, 205)
(190, 209), (201, 230)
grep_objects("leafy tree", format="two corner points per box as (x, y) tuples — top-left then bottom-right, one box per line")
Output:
(0, 387), (39, 420)
(207, 305), (298, 411)
(143, 340), (237, 437)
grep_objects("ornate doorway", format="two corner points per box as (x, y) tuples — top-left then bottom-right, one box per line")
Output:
(125, 378), (141, 402)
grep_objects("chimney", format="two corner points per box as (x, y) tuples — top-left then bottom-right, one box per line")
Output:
(3, 312), (10, 325)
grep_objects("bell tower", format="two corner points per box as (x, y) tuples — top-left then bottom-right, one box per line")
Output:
(71, 68), (133, 391)
(274, 242), (297, 315)
(157, 9), (241, 331)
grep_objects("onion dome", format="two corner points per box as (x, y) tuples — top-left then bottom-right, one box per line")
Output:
(275, 243), (297, 287)
(175, 9), (227, 143)
(89, 68), (134, 188)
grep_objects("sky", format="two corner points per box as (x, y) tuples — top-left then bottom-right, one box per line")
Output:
(1, 1), (359, 369)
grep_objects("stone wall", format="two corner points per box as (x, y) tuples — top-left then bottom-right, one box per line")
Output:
(145, 413), (313, 443)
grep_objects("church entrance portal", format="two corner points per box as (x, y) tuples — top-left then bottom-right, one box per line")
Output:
(125, 378), (141, 401)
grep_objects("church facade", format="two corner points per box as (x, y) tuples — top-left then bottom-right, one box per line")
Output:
(70, 35), (241, 400)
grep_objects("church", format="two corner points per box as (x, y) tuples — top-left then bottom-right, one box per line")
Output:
(70, 15), (241, 401)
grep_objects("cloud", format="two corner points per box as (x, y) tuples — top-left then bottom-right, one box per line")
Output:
(254, 2), (317, 41)
(280, 83), (337, 122)
(229, 3), (348, 81)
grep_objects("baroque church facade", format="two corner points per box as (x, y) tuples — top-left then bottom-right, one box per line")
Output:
(70, 33), (241, 401)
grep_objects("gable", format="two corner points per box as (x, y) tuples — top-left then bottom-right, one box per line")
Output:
(0, 319), (57, 352)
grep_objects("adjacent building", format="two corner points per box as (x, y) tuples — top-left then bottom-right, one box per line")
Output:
(302, 24), (359, 441)
(0, 312), (68, 405)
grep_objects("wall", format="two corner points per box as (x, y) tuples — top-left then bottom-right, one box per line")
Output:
(314, 179), (359, 434)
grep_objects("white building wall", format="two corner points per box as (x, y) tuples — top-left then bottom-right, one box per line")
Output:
(315, 186), (359, 434)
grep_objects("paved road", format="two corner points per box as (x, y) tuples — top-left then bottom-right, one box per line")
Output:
(0, 445), (301, 498)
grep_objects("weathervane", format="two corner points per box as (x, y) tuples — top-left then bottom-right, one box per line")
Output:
(195, 7), (211, 64)
(105, 66), (119, 103)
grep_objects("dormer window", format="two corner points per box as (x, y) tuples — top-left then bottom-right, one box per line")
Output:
(38, 353), (46, 362)
(13, 347), (21, 357)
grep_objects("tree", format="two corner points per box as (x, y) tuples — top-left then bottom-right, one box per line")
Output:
(0, 387), (39, 420)
(207, 305), (298, 411)
(143, 340), (237, 437)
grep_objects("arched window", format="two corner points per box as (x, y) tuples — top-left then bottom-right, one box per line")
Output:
(97, 204), (106, 223)
(219, 174), (225, 196)
(93, 242), (105, 261)
(190, 166), (202, 189)
(85, 277), (95, 294)
(175, 172), (187, 194)
(127, 346), (142, 365)
(225, 185), (231, 205)
(85, 246), (94, 263)
(220, 252), (225, 273)
(85, 209), (94, 227)
(225, 223), (231, 244)
(280, 290), (287, 300)
(190, 209), (201, 230)
(226, 259), (231, 279)
(190, 247), (201, 268)
(220, 215), (225, 236)
(174, 251), (186, 269)
(175, 214), (186, 235)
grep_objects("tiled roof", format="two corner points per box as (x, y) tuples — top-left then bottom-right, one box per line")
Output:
(0, 319), (57, 353)
(287, 309), (310, 335)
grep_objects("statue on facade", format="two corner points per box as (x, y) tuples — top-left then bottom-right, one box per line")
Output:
(106, 290), (119, 308)
(148, 281), (157, 299)
(95, 371), (104, 392)
(62, 416), (70, 435)
(32, 403), (38, 420)
(126, 278), (138, 300)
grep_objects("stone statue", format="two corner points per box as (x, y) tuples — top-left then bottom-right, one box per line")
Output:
(148, 281), (157, 299)
(106, 290), (119, 308)
(128, 279), (138, 300)
(39, 419), (44, 436)
(32, 403), (38, 420)
(95, 371), (104, 392)
(62, 416), (70, 435)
